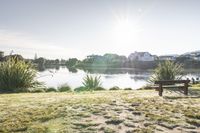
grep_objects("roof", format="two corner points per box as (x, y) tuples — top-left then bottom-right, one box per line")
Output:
(130, 52), (151, 57)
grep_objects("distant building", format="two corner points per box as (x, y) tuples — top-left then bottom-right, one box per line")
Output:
(128, 52), (155, 61)
(152, 55), (159, 60)
(181, 51), (200, 60)
(159, 55), (176, 61)
(193, 54), (200, 61)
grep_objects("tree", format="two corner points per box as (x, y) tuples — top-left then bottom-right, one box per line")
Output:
(66, 58), (79, 67)
(55, 59), (60, 65)
(34, 57), (46, 71)
(34, 57), (46, 66)
(3, 54), (24, 61)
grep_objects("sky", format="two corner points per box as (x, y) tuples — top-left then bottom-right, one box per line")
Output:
(0, 0), (200, 59)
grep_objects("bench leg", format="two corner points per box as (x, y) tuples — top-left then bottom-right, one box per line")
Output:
(159, 84), (163, 96)
(184, 83), (188, 95)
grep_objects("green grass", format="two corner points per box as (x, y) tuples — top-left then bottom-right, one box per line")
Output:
(192, 83), (200, 88)
(0, 89), (200, 132)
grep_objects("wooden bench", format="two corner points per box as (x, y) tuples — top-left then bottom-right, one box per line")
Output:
(154, 80), (190, 96)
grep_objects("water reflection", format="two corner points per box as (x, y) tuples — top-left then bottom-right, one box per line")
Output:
(37, 66), (200, 89)
(130, 75), (149, 81)
(37, 65), (61, 72)
(68, 67), (78, 73)
(104, 75), (115, 79)
(81, 67), (152, 74)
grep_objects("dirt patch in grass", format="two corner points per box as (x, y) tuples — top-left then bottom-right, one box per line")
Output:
(0, 89), (200, 132)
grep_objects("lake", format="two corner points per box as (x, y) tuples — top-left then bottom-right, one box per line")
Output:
(37, 66), (200, 89)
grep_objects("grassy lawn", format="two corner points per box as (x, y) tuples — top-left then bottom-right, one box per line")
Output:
(0, 88), (200, 133)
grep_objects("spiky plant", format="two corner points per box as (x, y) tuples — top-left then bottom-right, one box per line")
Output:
(82, 75), (102, 90)
(0, 57), (40, 93)
(149, 60), (183, 83)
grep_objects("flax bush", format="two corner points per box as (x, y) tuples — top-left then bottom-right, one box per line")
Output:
(0, 58), (40, 92)
(149, 60), (183, 83)
(82, 75), (102, 90)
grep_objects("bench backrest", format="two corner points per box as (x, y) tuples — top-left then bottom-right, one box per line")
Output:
(155, 80), (190, 85)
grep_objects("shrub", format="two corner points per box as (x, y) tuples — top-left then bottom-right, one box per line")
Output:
(28, 88), (46, 93)
(46, 87), (57, 92)
(82, 75), (102, 90)
(58, 84), (72, 92)
(138, 85), (153, 90)
(109, 86), (120, 90)
(124, 88), (132, 90)
(74, 86), (89, 92)
(0, 57), (40, 93)
(149, 61), (183, 83)
(94, 87), (106, 91)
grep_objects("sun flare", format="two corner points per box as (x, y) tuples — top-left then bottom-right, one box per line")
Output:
(112, 18), (142, 44)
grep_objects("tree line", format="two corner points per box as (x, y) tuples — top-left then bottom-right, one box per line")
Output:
(1, 52), (200, 70)
(66, 54), (200, 69)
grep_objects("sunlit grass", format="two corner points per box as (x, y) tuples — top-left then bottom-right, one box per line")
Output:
(0, 89), (200, 132)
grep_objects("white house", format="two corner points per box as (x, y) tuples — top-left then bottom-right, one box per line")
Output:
(128, 52), (155, 61)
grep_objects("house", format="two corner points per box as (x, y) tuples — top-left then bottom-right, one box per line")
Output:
(193, 54), (200, 61)
(128, 52), (155, 61)
(181, 51), (200, 60)
(159, 55), (177, 61)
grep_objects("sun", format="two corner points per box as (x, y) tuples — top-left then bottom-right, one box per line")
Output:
(112, 17), (142, 44)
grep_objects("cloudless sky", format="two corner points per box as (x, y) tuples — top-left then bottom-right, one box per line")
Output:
(0, 0), (200, 59)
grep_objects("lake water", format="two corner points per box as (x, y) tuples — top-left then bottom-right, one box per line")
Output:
(37, 67), (200, 89)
